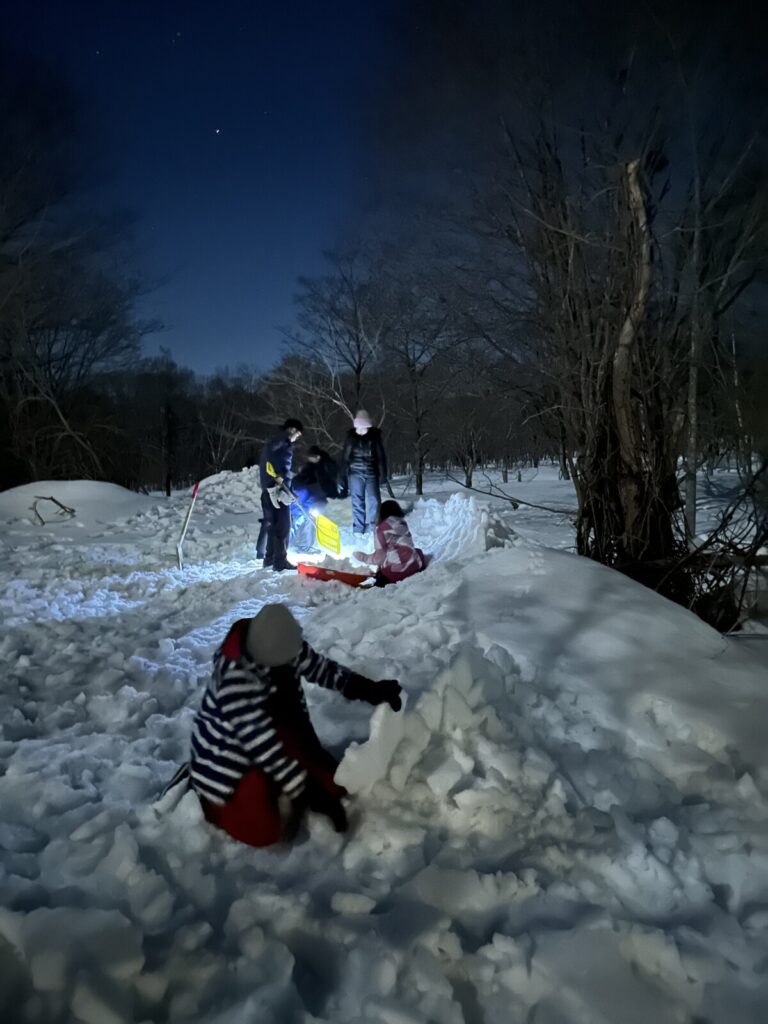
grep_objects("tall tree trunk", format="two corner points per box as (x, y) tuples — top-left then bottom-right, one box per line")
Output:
(415, 454), (424, 495)
(413, 397), (425, 495)
(684, 163), (704, 540)
(729, 331), (751, 481)
(612, 159), (653, 562)
(558, 420), (570, 480)
(162, 402), (176, 497)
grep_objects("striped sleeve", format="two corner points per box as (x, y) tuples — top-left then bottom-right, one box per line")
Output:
(218, 661), (306, 797)
(294, 641), (352, 694)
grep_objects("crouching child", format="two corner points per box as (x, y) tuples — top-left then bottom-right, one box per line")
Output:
(188, 603), (401, 848)
(353, 500), (427, 587)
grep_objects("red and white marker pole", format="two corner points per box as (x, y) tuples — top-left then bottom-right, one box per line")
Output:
(176, 481), (200, 569)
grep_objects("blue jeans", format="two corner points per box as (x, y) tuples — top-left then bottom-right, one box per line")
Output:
(349, 474), (380, 535)
(291, 491), (326, 551)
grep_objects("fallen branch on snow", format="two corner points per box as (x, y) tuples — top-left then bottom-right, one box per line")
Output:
(31, 496), (76, 525)
(446, 471), (577, 518)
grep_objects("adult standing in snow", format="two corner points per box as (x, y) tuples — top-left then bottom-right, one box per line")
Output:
(189, 603), (402, 847)
(291, 445), (339, 552)
(258, 418), (303, 571)
(339, 410), (389, 536)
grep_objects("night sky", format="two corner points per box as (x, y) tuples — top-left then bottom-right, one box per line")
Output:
(5, 1), (389, 373)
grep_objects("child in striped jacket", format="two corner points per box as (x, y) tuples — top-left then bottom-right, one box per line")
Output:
(189, 603), (401, 848)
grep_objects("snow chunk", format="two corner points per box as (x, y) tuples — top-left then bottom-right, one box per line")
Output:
(0, 907), (144, 994)
(331, 892), (376, 915)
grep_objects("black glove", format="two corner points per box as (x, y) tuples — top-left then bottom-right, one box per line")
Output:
(371, 679), (402, 712)
(337, 486), (349, 500)
(344, 673), (402, 711)
(304, 778), (348, 832)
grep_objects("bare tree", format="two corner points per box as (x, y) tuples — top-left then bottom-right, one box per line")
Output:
(1, 255), (145, 479)
(264, 353), (350, 451)
(198, 370), (261, 474)
(345, 0), (766, 626)
(284, 251), (395, 416)
(382, 277), (468, 493)
(0, 47), (153, 484)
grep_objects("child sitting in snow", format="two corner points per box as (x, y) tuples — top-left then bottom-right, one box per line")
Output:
(188, 603), (402, 848)
(353, 500), (426, 587)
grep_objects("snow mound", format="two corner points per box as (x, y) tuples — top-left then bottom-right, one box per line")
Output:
(0, 480), (157, 526)
(408, 493), (516, 561)
(195, 466), (263, 513)
(333, 649), (758, 1023)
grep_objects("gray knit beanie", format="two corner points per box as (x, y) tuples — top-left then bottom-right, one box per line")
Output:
(246, 604), (303, 667)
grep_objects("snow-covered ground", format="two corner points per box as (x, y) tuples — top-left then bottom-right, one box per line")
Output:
(1, 467), (767, 1023)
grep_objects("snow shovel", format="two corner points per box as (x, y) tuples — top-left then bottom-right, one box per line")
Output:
(265, 462), (342, 555)
(176, 481), (200, 569)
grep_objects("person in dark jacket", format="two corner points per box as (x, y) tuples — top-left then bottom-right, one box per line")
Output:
(291, 446), (339, 552)
(258, 418), (303, 571)
(293, 446), (339, 503)
(190, 603), (402, 848)
(339, 410), (389, 536)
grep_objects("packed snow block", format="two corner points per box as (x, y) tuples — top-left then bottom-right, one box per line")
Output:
(389, 715), (432, 793)
(88, 825), (175, 933)
(415, 689), (443, 733)
(70, 808), (115, 842)
(71, 973), (132, 1024)
(341, 814), (427, 876)
(336, 701), (407, 795)
(617, 924), (720, 1011)
(320, 940), (397, 1022)
(362, 997), (426, 1024)
(224, 898), (260, 939)
(100, 825), (141, 884)
(424, 755), (466, 797)
(168, 790), (214, 854)
(0, 906), (144, 996)
(331, 892), (376, 915)
(403, 946), (467, 1024)
(405, 864), (538, 917)
(0, 908), (24, 970)
(0, 932), (30, 1019)
(109, 762), (156, 803)
(521, 924), (703, 1024)
(358, 944), (467, 1024)
(0, 821), (44, 853)
(175, 922), (215, 954)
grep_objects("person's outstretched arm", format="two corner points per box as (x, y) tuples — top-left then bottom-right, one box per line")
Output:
(296, 641), (401, 710)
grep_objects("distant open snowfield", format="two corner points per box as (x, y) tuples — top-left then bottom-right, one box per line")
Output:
(1, 466), (767, 1024)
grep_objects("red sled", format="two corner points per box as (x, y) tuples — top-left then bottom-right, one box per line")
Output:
(297, 562), (374, 588)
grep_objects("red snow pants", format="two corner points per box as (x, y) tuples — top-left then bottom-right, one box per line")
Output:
(201, 727), (346, 848)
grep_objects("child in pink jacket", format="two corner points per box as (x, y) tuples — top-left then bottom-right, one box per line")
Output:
(354, 500), (426, 587)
